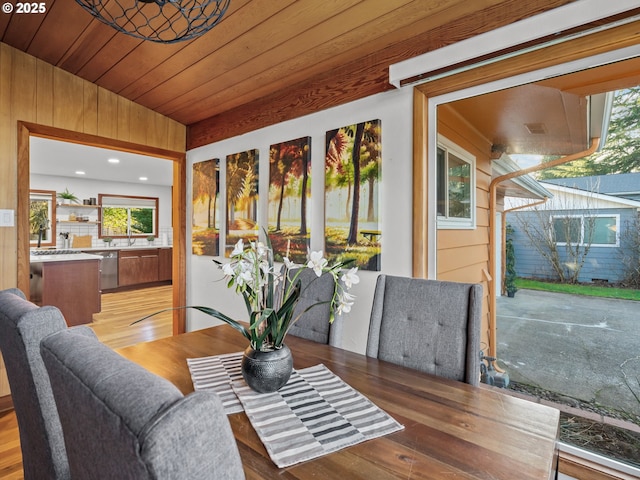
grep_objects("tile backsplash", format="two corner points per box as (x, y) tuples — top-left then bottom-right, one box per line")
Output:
(56, 225), (173, 249)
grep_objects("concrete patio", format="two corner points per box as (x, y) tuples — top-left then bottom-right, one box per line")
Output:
(496, 289), (640, 418)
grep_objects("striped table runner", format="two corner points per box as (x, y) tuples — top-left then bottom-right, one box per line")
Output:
(187, 352), (244, 414)
(233, 364), (404, 468)
(188, 353), (404, 467)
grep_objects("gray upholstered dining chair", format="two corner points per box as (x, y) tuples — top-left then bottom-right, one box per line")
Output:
(40, 328), (245, 480)
(282, 267), (342, 346)
(366, 275), (482, 386)
(0, 288), (80, 480)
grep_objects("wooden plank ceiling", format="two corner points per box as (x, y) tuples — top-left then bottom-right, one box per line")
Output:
(1, 0), (577, 148)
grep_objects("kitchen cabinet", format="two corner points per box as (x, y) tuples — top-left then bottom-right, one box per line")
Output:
(30, 256), (101, 326)
(158, 248), (172, 281)
(118, 249), (159, 286)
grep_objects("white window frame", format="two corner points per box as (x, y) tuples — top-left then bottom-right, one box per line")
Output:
(551, 214), (619, 247)
(436, 135), (476, 229)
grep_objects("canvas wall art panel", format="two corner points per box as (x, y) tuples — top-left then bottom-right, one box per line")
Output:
(268, 136), (311, 263)
(192, 158), (220, 256)
(325, 119), (381, 271)
(226, 149), (259, 256)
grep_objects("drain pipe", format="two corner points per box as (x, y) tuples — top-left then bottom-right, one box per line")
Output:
(487, 138), (600, 360)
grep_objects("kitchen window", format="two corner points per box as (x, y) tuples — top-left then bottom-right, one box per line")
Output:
(437, 136), (475, 229)
(29, 189), (56, 247)
(551, 214), (619, 247)
(99, 194), (158, 239)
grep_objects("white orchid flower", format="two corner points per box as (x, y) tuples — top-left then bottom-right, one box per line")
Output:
(341, 267), (360, 289)
(307, 251), (328, 277)
(231, 239), (244, 256)
(238, 269), (253, 287)
(254, 241), (268, 258)
(283, 257), (297, 269)
(336, 291), (355, 315)
(221, 262), (236, 277)
(259, 261), (272, 277)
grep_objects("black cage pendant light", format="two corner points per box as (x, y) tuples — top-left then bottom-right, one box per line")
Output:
(75, 0), (231, 44)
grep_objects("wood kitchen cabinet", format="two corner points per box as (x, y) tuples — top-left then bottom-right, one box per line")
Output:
(118, 249), (159, 286)
(30, 258), (101, 326)
(158, 247), (172, 281)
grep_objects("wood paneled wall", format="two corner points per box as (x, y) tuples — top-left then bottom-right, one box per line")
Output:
(0, 42), (187, 397)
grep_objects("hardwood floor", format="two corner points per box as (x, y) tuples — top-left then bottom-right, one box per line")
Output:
(90, 284), (173, 349)
(0, 285), (172, 479)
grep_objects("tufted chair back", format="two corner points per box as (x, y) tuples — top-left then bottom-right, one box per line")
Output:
(0, 289), (69, 480)
(366, 275), (482, 386)
(0, 288), (75, 479)
(282, 267), (342, 346)
(41, 329), (245, 480)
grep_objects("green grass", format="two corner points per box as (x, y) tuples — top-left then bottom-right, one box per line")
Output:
(515, 278), (640, 301)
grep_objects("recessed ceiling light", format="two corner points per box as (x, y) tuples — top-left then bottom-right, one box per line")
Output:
(75, 171), (86, 175)
(139, 177), (148, 181)
(108, 158), (120, 164)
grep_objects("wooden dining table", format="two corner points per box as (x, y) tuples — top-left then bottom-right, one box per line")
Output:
(116, 325), (560, 480)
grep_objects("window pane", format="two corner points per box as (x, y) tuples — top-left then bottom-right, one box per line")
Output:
(447, 153), (471, 219)
(553, 217), (581, 243)
(30, 190), (56, 246)
(102, 207), (128, 236)
(588, 217), (617, 245)
(99, 194), (158, 238)
(130, 208), (154, 234)
(437, 147), (446, 216)
(30, 200), (50, 241)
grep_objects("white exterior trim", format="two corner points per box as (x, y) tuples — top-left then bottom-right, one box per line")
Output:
(559, 442), (640, 478)
(436, 135), (476, 230)
(543, 183), (640, 209)
(389, 0), (640, 88)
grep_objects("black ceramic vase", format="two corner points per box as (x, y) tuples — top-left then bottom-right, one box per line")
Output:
(241, 344), (293, 393)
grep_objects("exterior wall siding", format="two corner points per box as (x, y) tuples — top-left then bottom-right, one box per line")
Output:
(507, 208), (638, 284)
(437, 104), (492, 349)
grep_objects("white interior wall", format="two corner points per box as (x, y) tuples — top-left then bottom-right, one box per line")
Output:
(187, 87), (414, 354)
(30, 174), (173, 248)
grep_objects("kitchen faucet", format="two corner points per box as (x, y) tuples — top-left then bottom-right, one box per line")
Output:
(127, 227), (136, 246)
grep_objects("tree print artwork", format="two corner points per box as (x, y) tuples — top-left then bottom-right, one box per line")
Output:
(325, 119), (381, 271)
(268, 137), (311, 263)
(226, 149), (259, 256)
(192, 159), (219, 256)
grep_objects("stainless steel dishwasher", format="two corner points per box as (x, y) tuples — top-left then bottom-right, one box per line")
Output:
(93, 250), (118, 290)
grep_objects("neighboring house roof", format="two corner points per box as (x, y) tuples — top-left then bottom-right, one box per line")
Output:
(542, 173), (640, 200)
(535, 182), (640, 210)
(493, 154), (554, 200)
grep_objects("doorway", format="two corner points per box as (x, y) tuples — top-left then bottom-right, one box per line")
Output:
(17, 122), (187, 335)
(416, 46), (640, 474)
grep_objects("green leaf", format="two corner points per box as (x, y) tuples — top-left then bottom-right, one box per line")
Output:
(130, 306), (250, 341)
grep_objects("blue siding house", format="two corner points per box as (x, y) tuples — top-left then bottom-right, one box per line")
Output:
(507, 173), (640, 284)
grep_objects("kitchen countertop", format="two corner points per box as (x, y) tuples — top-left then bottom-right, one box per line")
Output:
(30, 252), (103, 263)
(77, 245), (173, 251)
(30, 245), (173, 263)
